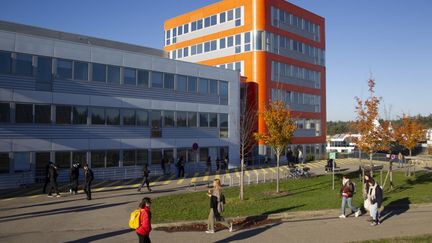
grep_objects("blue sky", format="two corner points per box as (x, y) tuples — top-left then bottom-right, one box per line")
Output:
(1, 0), (431, 121)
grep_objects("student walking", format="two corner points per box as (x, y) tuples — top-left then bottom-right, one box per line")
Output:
(356, 174), (371, 217)
(206, 156), (212, 172)
(83, 164), (94, 200)
(69, 162), (80, 194)
(161, 156), (166, 175)
(206, 179), (232, 233)
(138, 164), (152, 192)
(42, 161), (52, 194)
(47, 162), (60, 197)
(136, 197), (152, 243)
(398, 152), (404, 168)
(177, 156), (185, 178)
(367, 178), (383, 226)
(339, 175), (359, 218)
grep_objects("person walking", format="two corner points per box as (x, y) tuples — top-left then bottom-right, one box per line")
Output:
(339, 175), (359, 218)
(398, 152), (404, 168)
(83, 164), (94, 200)
(47, 162), (60, 198)
(161, 156), (166, 175)
(216, 157), (220, 171)
(69, 162), (80, 194)
(356, 174), (371, 217)
(177, 156), (185, 178)
(136, 197), (152, 243)
(206, 156), (212, 172)
(42, 161), (52, 194)
(138, 163), (152, 192)
(298, 149), (304, 164)
(206, 179), (233, 233)
(367, 178), (383, 226)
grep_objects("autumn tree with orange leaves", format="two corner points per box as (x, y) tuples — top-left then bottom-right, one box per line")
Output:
(353, 78), (391, 164)
(255, 101), (297, 193)
(394, 115), (426, 156)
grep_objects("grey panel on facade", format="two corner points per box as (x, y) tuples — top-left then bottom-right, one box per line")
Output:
(279, 76), (316, 89)
(279, 22), (316, 41)
(279, 48), (315, 65)
(294, 129), (317, 137)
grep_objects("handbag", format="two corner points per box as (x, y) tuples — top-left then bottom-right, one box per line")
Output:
(364, 199), (371, 211)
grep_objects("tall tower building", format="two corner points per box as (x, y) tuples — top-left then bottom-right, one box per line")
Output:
(164, 0), (326, 158)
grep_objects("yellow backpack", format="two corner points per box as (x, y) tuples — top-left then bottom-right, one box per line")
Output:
(129, 209), (141, 229)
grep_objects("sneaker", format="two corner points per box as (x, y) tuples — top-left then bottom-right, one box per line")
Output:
(205, 230), (215, 234)
(229, 223), (233, 232)
(355, 211), (360, 218)
(370, 221), (378, 226)
(339, 214), (346, 219)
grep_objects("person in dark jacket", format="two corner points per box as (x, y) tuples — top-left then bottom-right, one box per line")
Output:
(161, 156), (166, 175)
(83, 164), (94, 200)
(339, 175), (358, 218)
(206, 156), (212, 172)
(177, 156), (185, 178)
(70, 162), (80, 194)
(138, 163), (152, 192)
(136, 197), (152, 243)
(47, 162), (60, 197)
(367, 178), (383, 226)
(206, 179), (232, 233)
(42, 161), (52, 194)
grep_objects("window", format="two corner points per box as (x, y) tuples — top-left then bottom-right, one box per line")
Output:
(191, 45), (197, 55)
(244, 32), (251, 51)
(220, 113), (228, 127)
(74, 61), (88, 81)
(151, 71), (163, 88)
(211, 15), (217, 25)
(177, 49), (183, 58)
(151, 150), (162, 164)
(34, 104), (51, 124)
(14, 152), (30, 172)
(166, 29), (171, 39)
(204, 42), (210, 52)
(137, 70), (149, 87)
(35, 152), (49, 171)
(235, 62), (241, 72)
(219, 81), (228, 97)
(136, 110), (148, 126)
(91, 151), (105, 168)
(198, 78), (208, 94)
(210, 40), (217, 51)
(227, 36), (234, 47)
(151, 110), (161, 129)
(204, 17), (211, 27)
(176, 111), (187, 127)
(122, 109), (136, 125)
(0, 51), (11, 74)
(137, 150), (148, 166)
(91, 107), (105, 125)
(56, 105), (71, 124)
(172, 27), (177, 37)
(36, 57), (52, 81)
(184, 24), (189, 33)
(200, 148), (209, 162)
(92, 63), (106, 82)
(164, 111), (175, 127)
(172, 50), (177, 59)
(209, 79), (218, 95)
(187, 112), (197, 127)
(106, 108), (120, 125)
(199, 113), (209, 127)
(0, 103), (10, 123)
(183, 47), (189, 57)
(164, 73), (175, 89)
(178, 25), (183, 35)
(235, 34), (241, 45)
(197, 19), (203, 29)
(209, 113), (218, 127)
(235, 19), (241, 26)
(197, 44), (203, 54)
(106, 150), (119, 167)
(220, 12), (226, 23)
(227, 10), (234, 21)
(123, 150), (136, 166)
(0, 153), (10, 173)
(55, 152), (70, 169)
(191, 21), (197, 31)
(107, 66), (120, 84)
(177, 75), (187, 92)
(15, 104), (33, 123)
(72, 151), (87, 166)
(235, 7), (241, 19)
(123, 68), (136, 85)
(56, 59), (72, 79)
(220, 38), (226, 49)
(15, 53), (33, 76)
(73, 106), (87, 124)
(188, 76), (197, 92)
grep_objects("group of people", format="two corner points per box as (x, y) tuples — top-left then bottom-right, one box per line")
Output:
(339, 174), (383, 226)
(42, 161), (94, 200)
(286, 149), (304, 168)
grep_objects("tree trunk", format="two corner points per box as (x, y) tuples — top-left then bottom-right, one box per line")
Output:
(369, 153), (373, 177)
(240, 158), (244, 200)
(276, 152), (280, 193)
(409, 149), (412, 157)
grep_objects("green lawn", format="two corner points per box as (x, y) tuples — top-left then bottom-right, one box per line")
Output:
(152, 171), (432, 224)
(352, 234), (432, 243)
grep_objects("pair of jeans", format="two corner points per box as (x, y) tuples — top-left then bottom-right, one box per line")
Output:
(341, 197), (357, 215)
(369, 202), (379, 222)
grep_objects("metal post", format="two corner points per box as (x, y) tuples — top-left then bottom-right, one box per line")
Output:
(332, 158), (335, 190)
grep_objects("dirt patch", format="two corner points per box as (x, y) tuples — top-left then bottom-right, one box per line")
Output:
(155, 215), (281, 233)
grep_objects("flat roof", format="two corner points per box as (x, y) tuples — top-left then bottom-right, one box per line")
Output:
(0, 20), (168, 58)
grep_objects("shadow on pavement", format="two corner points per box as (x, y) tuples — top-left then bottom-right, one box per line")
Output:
(0, 197), (86, 211)
(214, 222), (282, 243)
(64, 228), (133, 243)
(380, 197), (411, 223)
(0, 201), (132, 223)
(263, 204), (305, 215)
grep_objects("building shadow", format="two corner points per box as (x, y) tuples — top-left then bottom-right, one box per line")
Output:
(214, 222), (281, 243)
(64, 228), (133, 243)
(380, 197), (411, 223)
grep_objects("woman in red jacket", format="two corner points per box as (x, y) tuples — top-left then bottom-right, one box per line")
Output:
(136, 197), (152, 243)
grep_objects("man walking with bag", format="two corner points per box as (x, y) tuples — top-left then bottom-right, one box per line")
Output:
(83, 164), (94, 200)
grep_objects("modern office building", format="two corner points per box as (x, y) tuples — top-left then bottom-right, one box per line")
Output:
(0, 20), (240, 189)
(164, 0), (326, 159)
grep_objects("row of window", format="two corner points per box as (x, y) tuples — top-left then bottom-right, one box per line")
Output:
(271, 88), (321, 113)
(0, 51), (229, 103)
(271, 6), (321, 42)
(271, 61), (321, 89)
(0, 102), (229, 129)
(171, 32), (249, 59)
(165, 7), (242, 45)
(295, 118), (321, 136)
(0, 147), (230, 173)
(216, 61), (243, 75)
